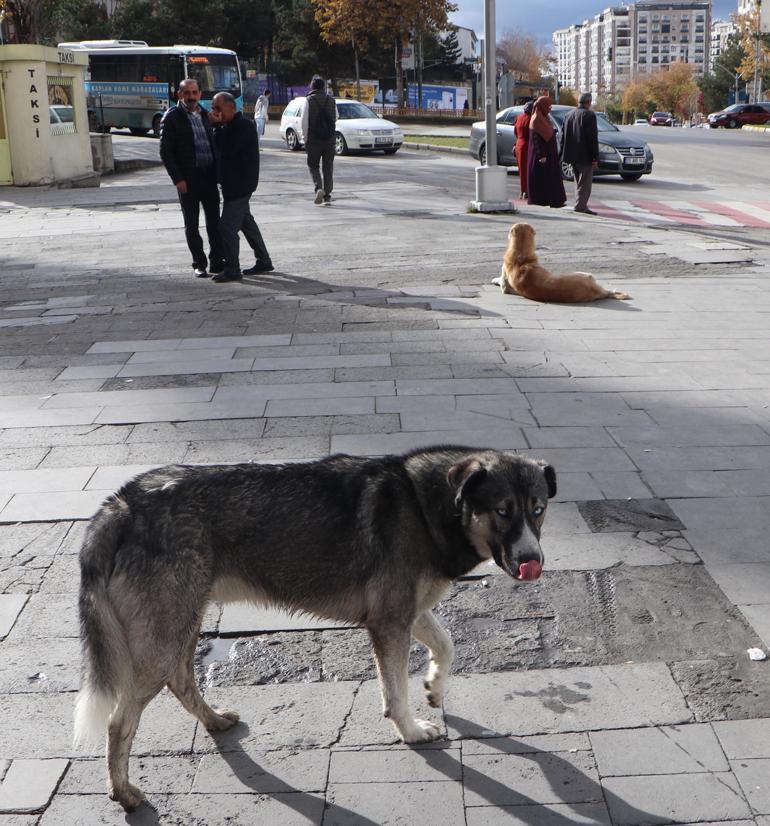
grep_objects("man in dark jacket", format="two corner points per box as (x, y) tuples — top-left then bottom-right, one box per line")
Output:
(209, 92), (273, 283)
(301, 75), (337, 204)
(560, 92), (599, 215)
(159, 78), (225, 277)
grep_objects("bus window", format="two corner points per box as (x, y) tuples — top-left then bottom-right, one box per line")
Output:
(185, 54), (241, 99)
(89, 56), (118, 82)
(141, 56), (168, 83)
(115, 56), (142, 82)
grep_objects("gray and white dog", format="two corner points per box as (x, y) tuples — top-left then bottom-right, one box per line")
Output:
(74, 446), (556, 811)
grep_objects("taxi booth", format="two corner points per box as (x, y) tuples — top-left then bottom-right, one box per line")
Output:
(0, 44), (97, 186)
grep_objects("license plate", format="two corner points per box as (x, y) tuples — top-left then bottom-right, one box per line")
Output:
(624, 156), (645, 166)
(375, 137), (393, 144)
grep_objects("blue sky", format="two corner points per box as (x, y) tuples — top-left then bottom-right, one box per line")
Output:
(449, 1), (738, 44)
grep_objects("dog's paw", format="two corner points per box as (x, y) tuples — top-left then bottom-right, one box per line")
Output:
(110, 782), (146, 812)
(491, 275), (503, 287)
(206, 708), (240, 732)
(424, 676), (445, 708)
(399, 718), (441, 743)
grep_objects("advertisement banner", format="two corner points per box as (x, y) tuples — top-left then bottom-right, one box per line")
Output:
(407, 84), (469, 110)
(337, 81), (379, 104)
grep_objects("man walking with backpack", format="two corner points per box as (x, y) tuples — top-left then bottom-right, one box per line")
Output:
(301, 75), (337, 205)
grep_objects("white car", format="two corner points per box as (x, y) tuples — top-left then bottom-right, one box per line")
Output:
(280, 97), (403, 156)
(633, 117), (649, 126)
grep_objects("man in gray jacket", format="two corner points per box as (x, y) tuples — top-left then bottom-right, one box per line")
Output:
(301, 75), (337, 205)
(560, 92), (599, 215)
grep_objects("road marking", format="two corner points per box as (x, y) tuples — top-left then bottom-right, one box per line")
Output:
(700, 201), (770, 228)
(667, 201), (742, 227)
(599, 199), (679, 224)
(631, 199), (712, 227)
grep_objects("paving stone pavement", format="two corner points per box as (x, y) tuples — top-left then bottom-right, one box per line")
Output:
(1, 145), (770, 823)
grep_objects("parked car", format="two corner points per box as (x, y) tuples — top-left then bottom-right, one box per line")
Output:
(649, 111), (674, 126)
(280, 97), (404, 156)
(633, 117), (649, 126)
(468, 104), (654, 182)
(707, 103), (770, 129)
(49, 105), (75, 124)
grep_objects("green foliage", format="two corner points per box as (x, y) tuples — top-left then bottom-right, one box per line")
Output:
(699, 34), (747, 112)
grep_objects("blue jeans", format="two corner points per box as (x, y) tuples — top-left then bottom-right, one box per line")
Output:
(255, 117), (266, 137)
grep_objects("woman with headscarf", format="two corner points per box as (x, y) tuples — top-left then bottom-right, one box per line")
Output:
(514, 100), (534, 199)
(526, 96), (566, 209)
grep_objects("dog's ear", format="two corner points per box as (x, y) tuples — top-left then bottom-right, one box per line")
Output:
(447, 457), (487, 508)
(542, 464), (557, 499)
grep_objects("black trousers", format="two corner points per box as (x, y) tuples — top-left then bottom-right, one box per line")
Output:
(306, 137), (335, 195)
(178, 166), (224, 269)
(219, 194), (271, 272)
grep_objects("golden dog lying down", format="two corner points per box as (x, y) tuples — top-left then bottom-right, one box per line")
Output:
(492, 223), (631, 302)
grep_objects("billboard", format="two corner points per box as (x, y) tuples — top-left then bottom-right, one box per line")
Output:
(406, 84), (469, 110)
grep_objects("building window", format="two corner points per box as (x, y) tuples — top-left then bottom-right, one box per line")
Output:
(48, 77), (76, 136)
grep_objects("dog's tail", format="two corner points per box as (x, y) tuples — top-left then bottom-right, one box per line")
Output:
(73, 494), (134, 749)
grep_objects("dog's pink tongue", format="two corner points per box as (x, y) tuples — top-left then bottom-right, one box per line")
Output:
(518, 560), (542, 581)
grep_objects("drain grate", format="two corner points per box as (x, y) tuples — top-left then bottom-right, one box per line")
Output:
(578, 499), (685, 533)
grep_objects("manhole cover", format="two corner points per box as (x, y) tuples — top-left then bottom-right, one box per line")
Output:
(578, 499), (685, 533)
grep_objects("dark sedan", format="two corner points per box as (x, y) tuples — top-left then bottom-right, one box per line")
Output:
(468, 104), (654, 182)
(707, 103), (770, 129)
(649, 111), (674, 126)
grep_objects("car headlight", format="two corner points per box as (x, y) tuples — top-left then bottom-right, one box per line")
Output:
(598, 142), (617, 157)
(354, 129), (371, 136)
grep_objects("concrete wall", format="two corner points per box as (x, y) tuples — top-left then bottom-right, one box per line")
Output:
(0, 44), (95, 186)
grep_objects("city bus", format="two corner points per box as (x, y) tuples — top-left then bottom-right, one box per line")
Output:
(57, 41), (242, 136)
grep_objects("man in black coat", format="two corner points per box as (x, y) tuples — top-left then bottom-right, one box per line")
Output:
(159, 78), (225, 277)
(209, 92), (273, 283)
(560, 92), (600, 215)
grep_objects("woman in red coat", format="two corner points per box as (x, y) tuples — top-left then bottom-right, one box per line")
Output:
(514, 100), (534, 199)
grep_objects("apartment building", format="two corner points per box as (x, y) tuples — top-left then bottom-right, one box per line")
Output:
(553, 1), (711, 97)
(710, 18), (737, 69)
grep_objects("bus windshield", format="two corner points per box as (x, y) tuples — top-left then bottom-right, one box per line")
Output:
(185, 54), (241, 99)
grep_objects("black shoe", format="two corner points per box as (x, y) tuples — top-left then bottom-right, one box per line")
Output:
(314, 189), (324, 205)
(193, 266), (208, 278)
(574, 207), (598, 215)
(323, 195), (332, 204)
(209, 260), (225, 274)
(242, 261), (274, 275)
(211, 270), (242, 283)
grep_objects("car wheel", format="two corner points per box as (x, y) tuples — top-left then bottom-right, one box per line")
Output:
(383, 148), (398, 155)
(285, 129), (300, 151)
(335, 132), (347, 155)
(561, 161), (575, 181)
(728, 118), (739, 128)
(129, 127), (149, 137)
(620, 172), (643, 181)
(151, 114), (162, 138)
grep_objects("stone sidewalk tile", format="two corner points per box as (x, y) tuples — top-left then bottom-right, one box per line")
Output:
(330, 429), (528, 456)
(460, 732), (591, 755)
(94, 400), (268, 425)
(0, 490), (108, 522)
(54, 364), (124, 381)
(731, 758), (770, 814)
(706, 563), (770, 606)
(38, 555), (80, 593)
(0, 595), (28, 640)
(40, 442), (188, 470)
(669, 497), (770, 534)
(738, 604), (770, 648)
(5, 593), (78, 639)
(609, 423), (770, 448)
(328, 747), (462, 783)
(213, 380), (396, 402)
(114, 357), (256, 379)
(0, 638), (81, 693)
(0, 467), (95, 496)
(336, 677), (445, 748)
(519, 447), (637, 473)
(445, 663), (691, 738)
(465, 802), (612, 826)
(542, 532), (678, 570)
(516, 375), (705, 393)
(126, 347), (237, 363)
(263, 397), (374, 417)
(0, 408), (102, 430)
(0, 759), (68, 813)
(395, 377), (521, 396)
(197, 682), (359, 752)
(218, 604), (354, 635)
(463, 750), (601, 807)
(193, 749), (329, 794)
(540, 503), (592, 536)
(184, 437), (329, 464)
(626, 445), (770, 472)
(602, 772), (752, 824)
(84, 465), (154, 490)
(59, 756), (198, 795)
(326, 781), (465, 826)
(523, 393), (653, 427)
(589, 471), (653, 499)
(251, 355), (390, 372)
(398, 409), (535, 431)
(235, 344), (340, 359)
(590, 724), (729, 777)
(0, 424), (134, 449)
(0, 395), (49, 413)
(713, 719), (770, 759)
(643, 470), (738, 498)
(523, 426), (617, 448)
(41, 386), (217, 409)
(0, 690), (196, 759)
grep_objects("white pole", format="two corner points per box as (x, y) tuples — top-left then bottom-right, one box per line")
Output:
(483, 0), (497, 167)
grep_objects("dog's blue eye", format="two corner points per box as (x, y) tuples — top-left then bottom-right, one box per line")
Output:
(533, 505), (545, 518)
(495, 507), (510, 518)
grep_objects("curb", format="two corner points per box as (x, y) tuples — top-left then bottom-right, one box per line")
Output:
(403, 141), (472, 156)
(110, 158), (164, 175)
(741, 125), (770, 134)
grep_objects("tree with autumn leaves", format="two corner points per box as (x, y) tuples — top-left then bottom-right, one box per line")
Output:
(310, 0), (456, 106)
(621, 62), (700, 121)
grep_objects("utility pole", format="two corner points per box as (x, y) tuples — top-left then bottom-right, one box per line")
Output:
(471, 0), (514, 212)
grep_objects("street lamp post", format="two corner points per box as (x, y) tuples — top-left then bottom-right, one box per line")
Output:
(471, 0), (513, 212)
(712, 60), (741, 104)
